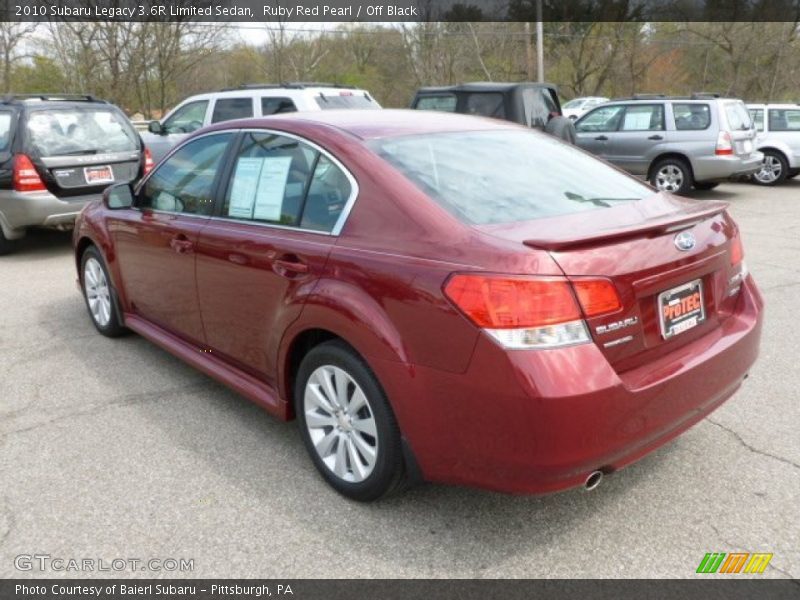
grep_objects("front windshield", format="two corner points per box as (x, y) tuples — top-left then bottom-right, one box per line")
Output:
(369, 130), (651, 225)
(27, 108), (138, 157)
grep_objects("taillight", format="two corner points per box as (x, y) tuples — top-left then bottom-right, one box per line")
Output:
(715, 131), (734, 156)
(444, 274), (622, 349)
(572, 278), (622, 317)
(143, 147), (154, 174)
(727, 233), (748, 296)
(12, 154), (46, 192)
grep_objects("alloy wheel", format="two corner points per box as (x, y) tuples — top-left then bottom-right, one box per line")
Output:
(83, 257), (112, 327)
(755, 155), (782, 184)
(303, 365), (378, 483)
(655, 165), (684, 193)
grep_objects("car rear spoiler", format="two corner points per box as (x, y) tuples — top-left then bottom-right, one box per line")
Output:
(523, 201), (729, 251)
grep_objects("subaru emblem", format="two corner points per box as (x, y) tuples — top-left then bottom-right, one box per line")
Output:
(674, 231), (696, 251)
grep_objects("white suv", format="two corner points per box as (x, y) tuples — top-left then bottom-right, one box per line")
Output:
(747, 103), (800, 185)
(142, 83), (380, 161)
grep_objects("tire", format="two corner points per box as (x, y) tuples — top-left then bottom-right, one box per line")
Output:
(544, 115), (577, 144)
(650, 158), (693, 195)
(0, 228), (14, 256)
(295, 340), (405, 501)
(752, 150), (788, 186)
(80, 245), (126, 337)
(693, 182), (719, 191)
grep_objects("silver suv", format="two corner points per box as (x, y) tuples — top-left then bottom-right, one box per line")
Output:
(575, 94), (762, 194)
(747, 103), (800, 185)
(0, 94), (148, 254)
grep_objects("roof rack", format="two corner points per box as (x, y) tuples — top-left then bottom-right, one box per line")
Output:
(691, 92), (721, 99)
(1, 93), (104, 103)
(220, 82), (356, 92)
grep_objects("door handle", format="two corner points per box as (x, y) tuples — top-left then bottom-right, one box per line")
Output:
(273, 255), (309, 277)
(648, 135), (664, 140)
(169, 234), (194, 254)
(594, 135), (609, 141)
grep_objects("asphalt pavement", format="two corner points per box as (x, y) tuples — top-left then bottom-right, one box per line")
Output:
(0, 181), (798, 579)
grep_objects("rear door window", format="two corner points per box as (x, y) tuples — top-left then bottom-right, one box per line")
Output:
(26, 108), (138, 157)
(576, 105), (625, 132)
(768, 108), (800, 131)
(463, 93), (506, 119)
(620, 104), (664, 131)
(0, 111), (13, 151)
(211, 98), (254, 123)
(672, 103), (711, 130)
(415, 95), (457, 112)
(261, 97), (297, 116)
(162, 100), (208, 134)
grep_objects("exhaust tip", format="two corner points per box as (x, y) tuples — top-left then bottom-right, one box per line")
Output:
(584, 470), (604, 491)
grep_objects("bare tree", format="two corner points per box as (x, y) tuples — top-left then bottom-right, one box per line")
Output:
(0, 22), (37, 92)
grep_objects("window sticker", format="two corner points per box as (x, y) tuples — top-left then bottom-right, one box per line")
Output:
(228, 157), (263, 219)
(253, 156), (292, 221)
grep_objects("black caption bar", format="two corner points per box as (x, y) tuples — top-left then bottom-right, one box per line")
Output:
(2, 580), (800, 600)
(2, 0), (800, 22)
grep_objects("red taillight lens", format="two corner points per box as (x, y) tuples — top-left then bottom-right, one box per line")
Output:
(730, 235), (744, 266)
(444, 275), (581, 329)
(143, 147), (154, 174)
(572, 278), (622, 317)
(13, 154), (46, 192)
(715, 131), (734, 156)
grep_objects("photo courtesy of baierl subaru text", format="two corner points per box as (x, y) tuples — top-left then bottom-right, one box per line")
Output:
(0, 0), (797, 598)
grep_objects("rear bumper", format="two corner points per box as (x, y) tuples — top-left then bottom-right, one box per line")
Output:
(0, 191), (97, 237)
(377, 276), (764, 494)
(692, 152), (763, 182)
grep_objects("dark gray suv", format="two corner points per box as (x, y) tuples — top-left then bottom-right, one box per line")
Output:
(575, 94), (762, 194)
(0, 94), (150, 254)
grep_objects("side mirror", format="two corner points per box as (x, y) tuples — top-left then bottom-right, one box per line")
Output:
(147, 120), (164, 135)
(103, 183), (135, 210)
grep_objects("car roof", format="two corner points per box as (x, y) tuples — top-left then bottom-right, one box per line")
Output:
(747, 103), (800, 108)
(416, 81), (557, 94)
(202, 109), (521, 141)
(181, 87), (371, 102)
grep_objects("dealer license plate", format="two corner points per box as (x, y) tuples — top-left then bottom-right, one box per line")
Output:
(84, 165), (114, 184)
(658, 278), (706, 339)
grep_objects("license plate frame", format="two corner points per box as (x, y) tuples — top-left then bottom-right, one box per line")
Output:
(84, 165), (114, 184)
(658, 278), (706, 340)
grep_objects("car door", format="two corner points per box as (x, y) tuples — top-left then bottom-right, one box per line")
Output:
(607, 103), (666, 175)
(575, 104), (625, 160)
(767, 107), (800, 160)
(110, 132), (234, 344)
(195, 130), (354, 386)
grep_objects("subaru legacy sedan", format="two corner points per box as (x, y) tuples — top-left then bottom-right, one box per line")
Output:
(73, 110), (763, 501)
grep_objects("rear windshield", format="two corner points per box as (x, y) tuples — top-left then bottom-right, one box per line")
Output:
(724, 101), (753, 131)
(314, 93), (379, 110)
(369, 130), (651, 225)
(0, 111), (13, 152)
(26, 107), (138, 157)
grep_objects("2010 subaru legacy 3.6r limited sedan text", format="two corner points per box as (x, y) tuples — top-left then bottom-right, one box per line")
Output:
(72, 110), (763, 501)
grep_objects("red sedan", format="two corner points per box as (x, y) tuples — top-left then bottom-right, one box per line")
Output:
(73, 110), (763, 501)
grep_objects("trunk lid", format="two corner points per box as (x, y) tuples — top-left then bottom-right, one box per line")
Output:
(36, 151), (141, 198)
(477, 193), (743, 371)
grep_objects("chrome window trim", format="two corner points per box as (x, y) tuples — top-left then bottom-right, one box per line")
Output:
(135, 128), (360, 237)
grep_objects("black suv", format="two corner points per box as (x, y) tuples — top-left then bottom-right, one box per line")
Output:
(410, 82), (576, 143)
(0, 94), (150, 254)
